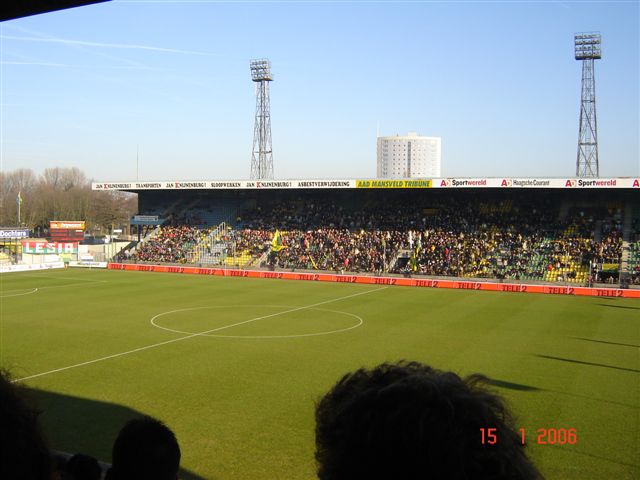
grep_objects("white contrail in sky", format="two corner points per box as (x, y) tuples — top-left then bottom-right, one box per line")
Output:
(1, 60), (158, 70)
(2, 61), (68, 67)
(1, 34), (215, 56)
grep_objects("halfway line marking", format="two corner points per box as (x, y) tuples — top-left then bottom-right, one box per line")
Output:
(13, 286), (388, 382)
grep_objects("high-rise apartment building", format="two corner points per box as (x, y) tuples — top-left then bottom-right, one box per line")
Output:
(377, 132), (441, 178)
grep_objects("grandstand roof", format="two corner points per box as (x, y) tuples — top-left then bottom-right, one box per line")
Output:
(92, 177), (640, 192)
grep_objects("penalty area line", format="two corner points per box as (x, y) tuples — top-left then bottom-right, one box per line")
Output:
(13, 286), (388, 383)
(0, 280), (108, 298)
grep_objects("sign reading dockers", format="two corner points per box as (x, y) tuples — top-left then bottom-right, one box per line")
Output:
(22, 242), (78, 254)
(0, 229), (30, 238)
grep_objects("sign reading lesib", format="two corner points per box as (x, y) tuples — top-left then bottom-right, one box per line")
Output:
(22, 242), (78, 254)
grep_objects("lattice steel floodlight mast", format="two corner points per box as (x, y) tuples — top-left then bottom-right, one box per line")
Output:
(250, 59), (274, 180)
(575, 33), (601, 178)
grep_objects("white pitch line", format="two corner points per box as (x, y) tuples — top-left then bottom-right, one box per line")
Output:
(23, 274), (105, 282)
(37, 280), (108, 290)
(0, 288), (38, 298)
(0, 280), (107, 298)
(13, 286), (388, 383)
(150, 305), (364, 338)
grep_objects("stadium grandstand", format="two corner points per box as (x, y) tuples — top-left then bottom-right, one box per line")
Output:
(95, 177), (639, 288)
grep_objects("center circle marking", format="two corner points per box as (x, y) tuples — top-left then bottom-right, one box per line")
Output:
(150, 304), (364, 339)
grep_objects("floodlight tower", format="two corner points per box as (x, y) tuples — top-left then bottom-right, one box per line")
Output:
(574, 33), (601, 178)
(250, 59), (274, 180)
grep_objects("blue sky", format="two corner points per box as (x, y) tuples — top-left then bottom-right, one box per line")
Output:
(1, 0), (638, 181)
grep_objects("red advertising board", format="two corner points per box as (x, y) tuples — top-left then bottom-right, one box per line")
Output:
(107, 263), (640, 299)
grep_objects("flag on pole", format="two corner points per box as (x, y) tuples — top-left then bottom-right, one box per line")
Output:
(16, 191), (23, 205)
(271, 229), (286, 252)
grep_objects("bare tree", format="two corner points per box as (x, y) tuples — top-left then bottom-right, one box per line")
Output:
(0, 168), (38, 226)
(0, 167), (137, 233)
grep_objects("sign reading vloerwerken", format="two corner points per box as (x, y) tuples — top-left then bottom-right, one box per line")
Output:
(21, 242), (78, 254)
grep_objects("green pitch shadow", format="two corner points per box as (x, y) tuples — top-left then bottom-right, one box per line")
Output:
(573, 337), (640, 349)
(534, 354), (640, 374)
(595, 303), (640, 311)
(485, 378), (541, 392)
(21, 386), (207, 480)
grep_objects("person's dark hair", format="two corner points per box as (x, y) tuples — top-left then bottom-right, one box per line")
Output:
(0, 370), (51, 480)
(66, 453), (101, 480)
(111, 416), (180, 480)
(315, 361), (542, 480)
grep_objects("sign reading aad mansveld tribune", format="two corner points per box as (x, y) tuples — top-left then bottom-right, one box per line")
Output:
(92, 177), (640, 191)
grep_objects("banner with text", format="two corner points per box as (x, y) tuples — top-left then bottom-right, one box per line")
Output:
(92, 178), (639, 191)
(107, 264), (640, 299)
(432, 178), (639, 189)
(50, 221), (85, 230)
(355, 180), (431, 188)
(93, 180), (356, 190)
(0, 229), (30, 239)
(22, 242), (78, 254)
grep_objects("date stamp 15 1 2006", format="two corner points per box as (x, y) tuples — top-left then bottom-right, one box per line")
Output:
(480, 428), (577, 445)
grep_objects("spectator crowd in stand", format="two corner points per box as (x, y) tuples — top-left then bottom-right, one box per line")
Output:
(233, 198), (628, 283)
(126, 196), (631, 284)
(132, 225), (205, 264)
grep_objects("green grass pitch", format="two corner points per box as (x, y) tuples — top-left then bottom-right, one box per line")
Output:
(1, 269), (638, 479)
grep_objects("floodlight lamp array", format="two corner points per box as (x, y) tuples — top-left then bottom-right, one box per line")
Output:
(575, 33), (601, 60)
(250, 59), (273, 81)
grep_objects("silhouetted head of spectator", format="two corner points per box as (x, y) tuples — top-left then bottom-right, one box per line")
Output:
(0, 370), (51, 480)
(111, 416), (180, 480)
(51, 452), (68, 480)
(315, 361), (542, 480)
(66, 453), (101, 480)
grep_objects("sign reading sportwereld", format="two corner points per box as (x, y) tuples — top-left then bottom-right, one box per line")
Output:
(92, 177), (640, 191)
(434, 178), (639, 188)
